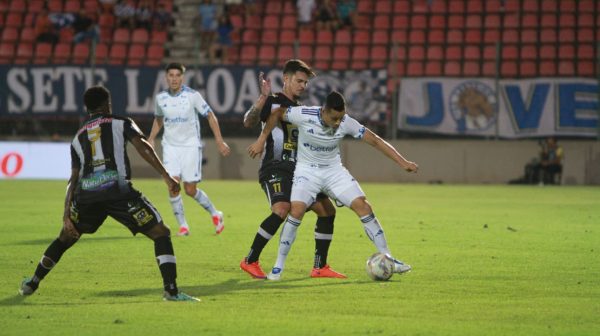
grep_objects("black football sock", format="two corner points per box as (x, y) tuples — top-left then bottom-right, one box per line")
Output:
(314, 215), (335, 268)
(154, 236), (178, 296)
(30, 238), (71, 288)
(246, 213), (285, 263)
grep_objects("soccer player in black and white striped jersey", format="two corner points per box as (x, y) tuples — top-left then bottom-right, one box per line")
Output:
(19, 86), (199, 301)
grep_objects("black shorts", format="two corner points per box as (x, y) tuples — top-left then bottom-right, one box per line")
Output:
(258, 162), (328, 206)
(69, 193), (162, 235)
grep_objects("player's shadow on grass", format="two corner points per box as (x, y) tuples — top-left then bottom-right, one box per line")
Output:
(95, 277), (362, 299)
(12, 236), (132, 246)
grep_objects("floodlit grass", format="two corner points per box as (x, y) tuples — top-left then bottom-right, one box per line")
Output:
(0, 180), (599, 335)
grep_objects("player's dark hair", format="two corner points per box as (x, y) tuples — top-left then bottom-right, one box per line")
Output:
(83, 86), (110, 114)
(165, 62), (186, 73)
(283, 59), (316, 78)
(325, 91), (346, 112)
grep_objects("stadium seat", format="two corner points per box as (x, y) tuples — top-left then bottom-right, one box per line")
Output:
(540, 14), (556, 27)
(559, 14), (576, 28)
(94, 43), (109, 64)
(539, 61), (556, 76)
(83, 0), (99, 12)
(579, 14), (594, 28)
(483, 29), (500, 43)
(408, 30), (425, 44)
(331, 60), (349, 71)
(52, 43), (71, 64)
(406, 61), (424, 76)
(521, 14), (538, 28)
(410, 14), (426, 29)
(501, 61), (518, 77)
(578, 44), (594, 60)
(264, 1), (282, 14)
(521, 29), (537, 43)
(502, 45), (519, 60)
(465, 15), (481, 29)
(108, 44), (127, 65)
(483, 45), (499, 61)
(0, 43), (15, 64)
(408, 45), (425, 61)
(230, 14), (243, 29)
(258, 45), (276, 65)
(314, 45), (332, 62)
(540, 29), (556, 43)
(261, 29), (277, 45)
(335, 29), (352, 45)
(127, 44), (145, 66)
(151, 30), (168, 45)
(539, 44), (556, 60)
(27, 0), (44, 13)
(559, 1), (576, 12)
(448, 1), (464, 13)
(298, 45), (313, 62)
(522, 0), (539, 12)
(369, 45), (387, 63)
(463, 61), (480, 76)
(245, 15), (261, 29)
(430, 1), (446, 13)
(279, 30), (296, 44)
(485, 0), (503, 12)
(427, 45), (444, 60)
(465, 29), (482, 43)
(9, 1), (26, 12)
(557, 44), (575, 60)
(239, 45), (257, 65)
(558, 61), (575, 76)
(277, 45), (294, 61)
(484, 14), (501, 29)
(447, 30), (463, 44)
(352, 46), (369, 63)
(1, 27), (19, 43)
(429, 15), (445, 29)
(520, 61), (537, 77)
(444, 62), (461, 76)
(504, 0), (520, 12)
(373, 14), (390, 29)
(315, 30), (333, 45)
(428, 30), (445, 44)
(72, 43), (90, 64)
(392, 15), (409, 29)
(482, 61), (497, 77)
(393, 0), (410, 13)
(520, 45), (537, 60)
(336, 45), (351, 63)
(445, 46), (462, 61)
(463, 46), (480, 60)
(577, 29), (594, 43)
(33, 42), (53, 64)
(391, 30), (407, 45)
(15, 43), (33, 64)
(298, 30), (315, 45)
(64, 0), (81, 13)
(60, 28), (74, 43)
(374, 0), (392, 13)
(503, 15), (519, 29)
(242, 29), (260, 44)
(5, 13), (22, 28)
(502, 29), (519, 43)
(263, 15), (279, 30)
(466, 0), (483, 13)
(577, 61), (595, 77)
(448, 15), (464, 29)
(280, 14), (297, 30)
(113, 28), (130, 44)
(146, 45), (164, 66)
(47, 0), (63, 12)
(131, 29), (149, 45)
(558, 29), (575, 42)
(353, 30), (370, 45)
(578, 0), (594, 12)
(541, 0), (557, 12)
(357, 0), (373, 13)
(425, 61), (442, 76)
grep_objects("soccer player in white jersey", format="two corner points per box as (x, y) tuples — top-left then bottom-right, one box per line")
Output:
(248, 91), (418, 280)
(148, 62), (230, 236)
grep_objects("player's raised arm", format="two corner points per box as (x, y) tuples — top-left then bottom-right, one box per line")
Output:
(247, 106), (286, 159)
(243, 72), (271, 128)
(362, 128), (418, 173)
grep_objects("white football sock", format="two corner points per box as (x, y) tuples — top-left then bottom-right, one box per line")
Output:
(193, 189), (218, 216)
(273, 216), (302, 270)
(169, 195), (188, 229)
(361, 213), (391, 256)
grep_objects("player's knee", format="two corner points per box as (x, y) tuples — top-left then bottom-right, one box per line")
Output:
(58, 229), (78, 246)
(145, 222), (171, 240)
(184, 185), (197, 197)
(271, 202), (291, 218)
(350, 197), (371, 216)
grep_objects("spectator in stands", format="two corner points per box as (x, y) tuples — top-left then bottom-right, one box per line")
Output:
(114, 0), (136, 29)
(35, 8), (59, 45)
(197, 0), (219, 53)
(136, 0), (154, 31)
(209, 13), (234, 64)
(297, 0), (316, 29)
(72, 9), (100, 44)
(315, 0), (338, 31)
(336, 0), (356, 28)
(154, 3), (173, 31)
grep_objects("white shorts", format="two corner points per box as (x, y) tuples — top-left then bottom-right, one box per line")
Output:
(291, 164), (365, 207)
(162, 144), (203, 183)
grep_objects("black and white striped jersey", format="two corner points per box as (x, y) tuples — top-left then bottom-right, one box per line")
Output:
(259, 92), (299, 171)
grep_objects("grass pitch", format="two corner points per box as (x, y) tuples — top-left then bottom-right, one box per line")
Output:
(0, 179), (599, 335)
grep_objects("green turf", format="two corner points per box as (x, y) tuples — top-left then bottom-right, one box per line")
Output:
(0, 180), (599, 335)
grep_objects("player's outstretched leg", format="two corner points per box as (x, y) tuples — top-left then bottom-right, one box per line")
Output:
(311, 215), (346, 278)
(169, 195), (190, 236)
(19, 238), (73, 296)
(240, 213), (285, 279)
(361, 213), (412, 274)
(193, 188), (224, 234)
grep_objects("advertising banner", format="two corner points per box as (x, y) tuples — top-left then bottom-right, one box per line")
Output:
(0, 141), (71, 179)
(398, 78), (599, 138)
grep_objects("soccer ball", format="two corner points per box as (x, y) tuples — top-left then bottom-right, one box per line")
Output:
(365, 253), (395, 281)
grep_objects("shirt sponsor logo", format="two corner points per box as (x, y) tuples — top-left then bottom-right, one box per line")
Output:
(80, 170), (118, 191)
(302, 143), (337, 152)
(164, 117), (189, 123)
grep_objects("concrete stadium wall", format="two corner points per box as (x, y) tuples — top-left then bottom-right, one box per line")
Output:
(129, 139), (600, 185)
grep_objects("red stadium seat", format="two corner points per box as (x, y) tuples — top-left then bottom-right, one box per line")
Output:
(579, 0), (594, 12)
(463, 61), (480, 76)
(520, 61), (537, 77)
(60, 28), (74, 43)
(448, 1), (464, 13)
(465, 29), (482, 43)
(1, 27), (19, 43)
(151, 30), (168, 45)
(447, 30), (463, 44)
(504, 0), (520, 12)
(245, 15), (261, 29)
(557, 44), (575, 60)
(579, 14), (594, 28)
(392, 15), (408, 29)
(113, 28), (130, 44)
(131, 29), (149, 44)
(502, 29), (519, 43)
(258, 45), (276, 65)
(33, 42), (53, 64)
(429, 15), (445, 29)
(577, 29), (594, 43)
(374, 1), (392, 13)
(15, 43), (33, 64)
(357, 0), (373, 13)
(539, 44), (556, 60)
(559, 14), (576, 28)
(541, 0), (558, 12)
(279, 30), (296, 44)
(393, 0), (410, 13)
(578, 44), (594, 60)
(540, 29), (556, 43)
(445, 46), (462, 61)
(52, 43), (72, 64)
(425, 61), (442, 76)
(521, 29), (537, 43)
(444, 62), (461, 76)
(410, 14), (426, 29)
(558, 29), (575, 42)
(373, 15), (390, 29)
(484, 14), (501, 29)
(239, 45), (257, 65)
(242, 29), (260, 44)
(99, 14), (115, 28)
(483, 29), (501, 43)
(463, 46), (480, 60)
(27, 0), (44, 13)
(521, 14), (538, 28)
(352, 46), (369, 62)
(0, 43), (15, 64)
(406, 61), (424, 76)
(127, 44), (145, 66)
(501, 61), (518, 77)
(298, 45), (313, 62)
(372, 30), (389, 45)
(485, 0), (503, 12)
(577, 61), (595, 77)
(370, 45), (387, 63)
(265, 1), (282, 15)
(5, 13), (22, 28)
(428, 30), (445, 44)
(408, 30), (425, 44)
(520, 45), (537, 60)
(483, 45), (498, 61)
(230, 14), (243, 29)
(64, 0), (81, 13)
(482, 61), (497, 77)
(448, 15), (464, 29)
(72, 43), (90, 64)
(277, 45), (294, 61)
(353, 30), (370, 45)
(263, 15), (279, 30)
(335, 29), (352, 45)
(280, 14), (297, 30)
(94, 43), (109, 64)
(539, 61), (556, 76)
(558, 61), (575, 76)
(315, 30), (333, 45)
(9, 1), (26, 12)
(522, 0), (539, 12)
(540, 14), (556, 27)
(408, 45), (425, 61)
(427, 45), (444, 60)
(559, 1), (576, 12)
(502, 45), (519, 60)
(47, 0), (63, 12)
(331, 60), (349, 71)
(391, 30), (407, 45)
(147, 45), (164, 66)
(503, 15), (519, 28)
(298, 30), (315, 45)
(108, 44), (127, 65)
(314, 45), (332, 62)
(261, 29), (277, 45)
(465, 15), (481, 28)
(336, 45), (351, 62)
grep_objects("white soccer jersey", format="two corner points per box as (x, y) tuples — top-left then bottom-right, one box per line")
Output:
(284, 106), (366, 167)
(154, 86), (212, 147)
